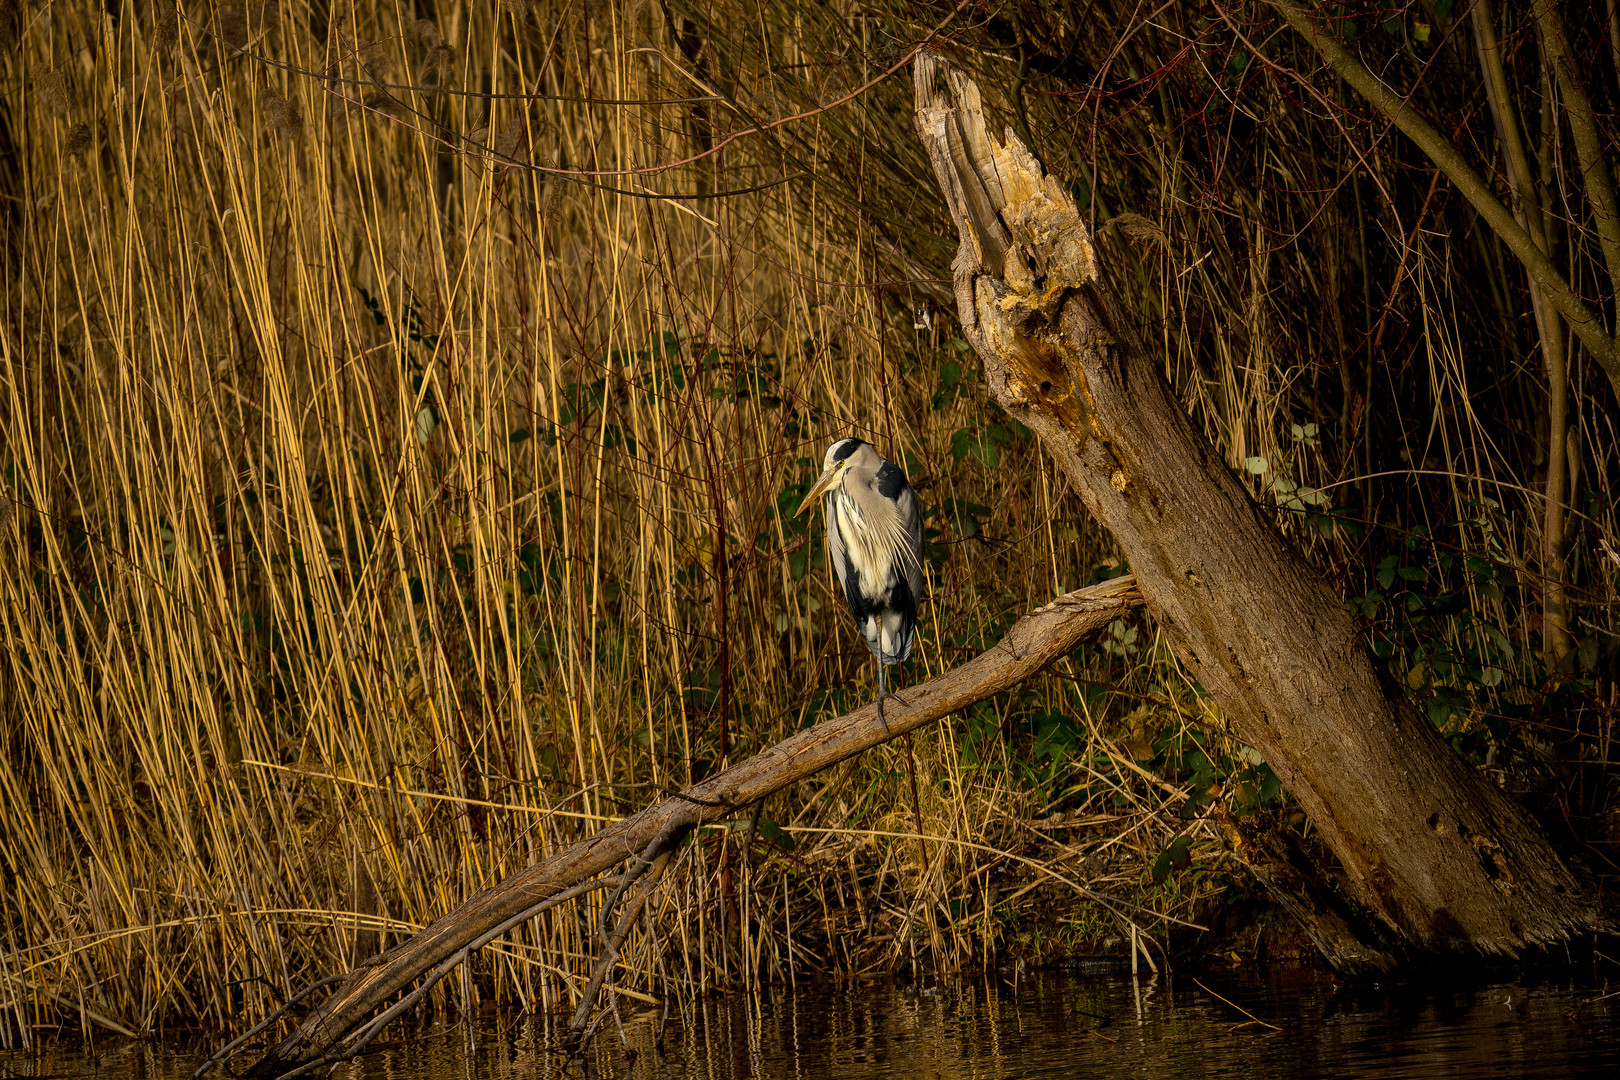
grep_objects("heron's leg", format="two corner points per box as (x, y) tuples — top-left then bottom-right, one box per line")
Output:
(872, 663), (909, 734)
(872, 663), (890, 733)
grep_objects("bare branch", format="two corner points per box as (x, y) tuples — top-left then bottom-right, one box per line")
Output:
(1266, 1), (1620, 397)
(1474, 0), (1576, 663)
(1536, 0), (1620, 311)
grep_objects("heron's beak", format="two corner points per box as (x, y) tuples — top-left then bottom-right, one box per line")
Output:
(795, 467), (838, 516)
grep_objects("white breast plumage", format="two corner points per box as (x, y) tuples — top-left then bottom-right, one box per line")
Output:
(832, 490), (891, 597)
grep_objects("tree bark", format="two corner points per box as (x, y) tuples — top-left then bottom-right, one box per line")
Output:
(240, 577), (1142, 1079)
(913, 57), (1595, 958)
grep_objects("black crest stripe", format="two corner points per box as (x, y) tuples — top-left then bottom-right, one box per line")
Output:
(874, 461), (907, 500)
(830, 438), (866, 463)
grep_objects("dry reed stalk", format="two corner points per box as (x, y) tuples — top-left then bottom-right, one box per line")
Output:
(1, 0), (1612, 1040)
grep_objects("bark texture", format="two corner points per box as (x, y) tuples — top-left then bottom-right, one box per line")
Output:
(914, 56), (1596, 958)
(242, 577), (1142, 1079)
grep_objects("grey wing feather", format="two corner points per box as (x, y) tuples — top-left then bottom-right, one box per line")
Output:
(897, 485), (925, 602)
(825, 493), (850, 596)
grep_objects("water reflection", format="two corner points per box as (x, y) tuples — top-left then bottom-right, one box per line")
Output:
(4, 971), (1615, 1079)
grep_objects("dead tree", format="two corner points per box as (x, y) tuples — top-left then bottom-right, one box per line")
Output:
(912, 55), (1596, 967)
(231, 577), (1142, 1080)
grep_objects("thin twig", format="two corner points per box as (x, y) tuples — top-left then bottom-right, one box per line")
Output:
(1193, 977), (1283, 1032)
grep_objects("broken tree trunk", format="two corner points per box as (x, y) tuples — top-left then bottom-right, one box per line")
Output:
(238, 577), (1141, 1079)
(913, 55), (1596, 962)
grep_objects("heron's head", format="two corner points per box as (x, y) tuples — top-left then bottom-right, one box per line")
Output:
(794, 438), (869, 515)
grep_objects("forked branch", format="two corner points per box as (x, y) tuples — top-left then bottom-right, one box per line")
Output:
(230, 576), (1143, 1079)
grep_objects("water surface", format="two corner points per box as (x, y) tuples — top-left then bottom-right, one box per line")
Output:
(5, 970), (1616, 1079)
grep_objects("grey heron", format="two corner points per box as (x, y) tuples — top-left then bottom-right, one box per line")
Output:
(795, 438), (925, 730)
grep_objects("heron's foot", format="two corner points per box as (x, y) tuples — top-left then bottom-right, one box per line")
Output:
(873, 688), (910, 734)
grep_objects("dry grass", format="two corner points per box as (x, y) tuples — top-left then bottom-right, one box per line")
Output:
(0, 0), (1614, 1045)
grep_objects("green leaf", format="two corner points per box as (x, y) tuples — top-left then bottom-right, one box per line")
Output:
(1259, 766), (1282, 804)
(1482, 623), (1513, 660)
(1376, 555), (1399, 590)
(755, 818), (797, 850)
(950, 427), (977, 461)
(1154, 837), (1191, 884)
(1244, 456), (1268, 475)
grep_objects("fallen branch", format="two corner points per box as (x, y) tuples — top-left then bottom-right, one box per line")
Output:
(228, 575), (1142, 1080)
